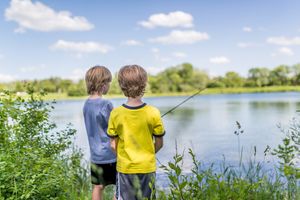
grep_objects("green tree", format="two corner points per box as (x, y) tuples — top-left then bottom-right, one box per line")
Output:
(248, 67), (270, 87)
(178, 63), (193, 82)
(14, 81), (25, 92)
(223, 71), (244, 87)
(291, 63), (300, 85)
(269, 65), (291, 86)
(67, 79), (86, 96)
(108, 74), (122, 95)
(39, 79), (57, 92)
(188, 69), (209, 90)
(60, 79), (73, 93)
(0, 83), (5, 90)
(149, 73), (170, 93)
(207, 77), (226, 88)
(154, 66), (183, 92)
(149, 63), (208, 93)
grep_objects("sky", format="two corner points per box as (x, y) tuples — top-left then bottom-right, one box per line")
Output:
(0, 0), (300, 82)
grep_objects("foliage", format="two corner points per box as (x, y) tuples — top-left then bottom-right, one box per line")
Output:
(149, 63), (209, 93)
(2, 62), (300, 97)
(269, 65), (291, 86)
(272, 118), (300, 199)
(0, 86), (90, 199)
(157, 149), (286, 200)
(156, 120), (300, 200)
(67, 80), (86, 97)
(291, 64), (300, 85)
(107, 73), (122, 95)
(223, 71), (245, 87)
(248, 67), (270, 87)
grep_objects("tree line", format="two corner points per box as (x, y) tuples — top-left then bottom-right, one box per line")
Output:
(1, 63), (300, 96)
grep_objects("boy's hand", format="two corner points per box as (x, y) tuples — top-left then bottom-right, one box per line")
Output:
(154, 137), (163, 153)
(110, 138), (118, 154)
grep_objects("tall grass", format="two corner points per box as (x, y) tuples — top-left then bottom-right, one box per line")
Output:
(156, 121), (300, 200)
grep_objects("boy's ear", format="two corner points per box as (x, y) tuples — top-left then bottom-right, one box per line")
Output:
(101, 83), (109, 94)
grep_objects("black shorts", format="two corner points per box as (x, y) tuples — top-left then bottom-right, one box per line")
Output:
(117, 172), (156, 200)
(90, 162), (117, 186)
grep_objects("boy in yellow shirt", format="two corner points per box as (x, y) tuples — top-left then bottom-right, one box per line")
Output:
(107, 65), (165, 199)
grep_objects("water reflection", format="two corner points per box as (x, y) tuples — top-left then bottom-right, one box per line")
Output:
(249, 101), (292, 110)
(162, 107), (195, 138)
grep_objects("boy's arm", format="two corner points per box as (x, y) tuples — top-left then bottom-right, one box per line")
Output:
(154, 136), (163, 153)
(152, 108), (165, 153)
(110, 138), (118, 154)
(103, 102), (113, 124)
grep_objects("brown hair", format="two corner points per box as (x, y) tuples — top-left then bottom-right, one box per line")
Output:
(118, 65), (147, 98)
(85, 66), (112, 95)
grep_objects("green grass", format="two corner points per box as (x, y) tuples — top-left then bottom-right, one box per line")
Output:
(202, 86), (300, 94)
(41, 86), (300, 101)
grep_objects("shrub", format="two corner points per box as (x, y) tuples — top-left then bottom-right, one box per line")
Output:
(0, 87), (90, 199)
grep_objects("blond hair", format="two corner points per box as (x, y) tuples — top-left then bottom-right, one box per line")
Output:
(85, 66), (112, 95)
(118, 65), (147, 98)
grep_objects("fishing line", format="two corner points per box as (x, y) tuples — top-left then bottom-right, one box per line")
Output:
(161, 87), (206, 118)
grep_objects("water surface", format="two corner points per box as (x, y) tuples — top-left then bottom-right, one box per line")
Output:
(51, 92), (300, 173)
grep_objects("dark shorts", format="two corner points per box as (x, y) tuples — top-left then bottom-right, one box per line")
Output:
(117, 172), (156, 200)
(90, 162), (117, 186)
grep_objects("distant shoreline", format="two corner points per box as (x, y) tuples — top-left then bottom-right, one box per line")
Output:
(43, 86), (300, 101)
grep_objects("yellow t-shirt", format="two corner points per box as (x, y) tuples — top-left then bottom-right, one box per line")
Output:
(107, 103), (165, 174)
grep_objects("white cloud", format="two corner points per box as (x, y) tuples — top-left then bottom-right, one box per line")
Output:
(139, 11), (194, 29)
(209, 56), (230, 64)
(278, 47), (294, 56)
(151, 48), (159, 53)
(267, 36), (300, 46)
(145, 66), (165, 75)
(150, 30), (210, 45)
(20, 64), (46, 73)
(5, 0), (94, 32)
(237, 43), (249, 48)
(237, 42), (258, 48)
(14, 27), (26, 33)
(121, 40), (142, 46)
(172, 52), (187, 58)
(50, 40), (112, 54)
(0, 73), (15, 82)
(67, 68), (87, 81)
(159, 57), (171, 62)
(243, 27), (252, 32)
(20, 67), (36, 73)
(272, 47), (294, 57)
(149, 48), (171, 62)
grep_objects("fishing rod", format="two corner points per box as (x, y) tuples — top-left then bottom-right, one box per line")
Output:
(161, 87), (207, 118)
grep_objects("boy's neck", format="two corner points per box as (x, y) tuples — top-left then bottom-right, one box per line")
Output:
(89, 93), (102, 99)
(126, 97), (143, 107)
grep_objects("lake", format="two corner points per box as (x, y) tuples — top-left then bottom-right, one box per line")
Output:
(51, 92), (299, 174)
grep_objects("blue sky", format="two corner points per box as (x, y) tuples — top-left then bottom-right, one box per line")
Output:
(0, 0), (300, 81)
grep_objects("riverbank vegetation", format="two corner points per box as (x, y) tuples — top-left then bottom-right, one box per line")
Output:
(0, 87), (299, 199)
(157, 121), (300, 199)
(0, 87), (90, 199)
(1, 63), (300, 99)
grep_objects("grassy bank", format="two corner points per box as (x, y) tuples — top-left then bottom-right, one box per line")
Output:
(43, 86), (300, 101)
